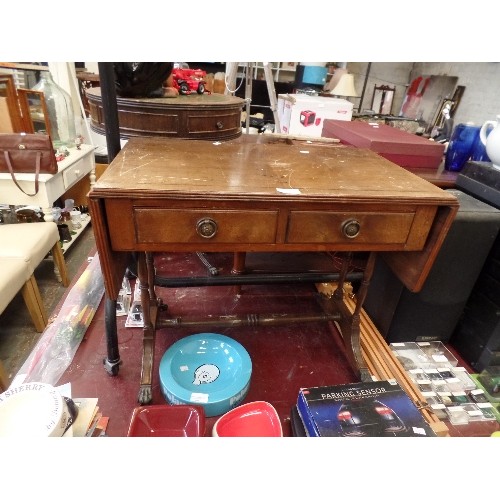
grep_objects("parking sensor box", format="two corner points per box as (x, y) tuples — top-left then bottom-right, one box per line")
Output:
(277, 94), (353, 138)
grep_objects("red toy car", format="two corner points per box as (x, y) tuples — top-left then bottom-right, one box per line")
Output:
(171, 68), (208, 95)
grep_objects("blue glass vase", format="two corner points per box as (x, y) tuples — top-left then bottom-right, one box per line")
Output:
(445, 123), (480, 172)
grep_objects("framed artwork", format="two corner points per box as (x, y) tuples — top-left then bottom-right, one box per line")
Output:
(0, 74), (24, 132)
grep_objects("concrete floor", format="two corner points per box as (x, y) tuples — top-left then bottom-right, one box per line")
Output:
(0, 224), (96, 386)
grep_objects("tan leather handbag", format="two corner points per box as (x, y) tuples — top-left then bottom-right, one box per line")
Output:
(0, 133), (57, 196)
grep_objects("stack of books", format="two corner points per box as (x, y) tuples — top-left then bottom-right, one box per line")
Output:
(294, 379), (435, 437)
(66, 397), (109, 437)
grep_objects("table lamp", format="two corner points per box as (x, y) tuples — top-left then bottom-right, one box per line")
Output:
(330, 73), (358, 98)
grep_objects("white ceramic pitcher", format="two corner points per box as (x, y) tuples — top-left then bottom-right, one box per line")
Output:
(480, 115), (500, 169)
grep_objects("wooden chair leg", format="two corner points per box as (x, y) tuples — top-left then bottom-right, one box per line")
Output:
(21, 274), (48, 333)
(51, 241), (70, 287)
(0, 360), (8, 392)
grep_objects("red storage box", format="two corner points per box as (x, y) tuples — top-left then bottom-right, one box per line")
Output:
(322, 119), (445, 169)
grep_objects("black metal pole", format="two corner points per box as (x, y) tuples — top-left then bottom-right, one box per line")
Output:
(358, 62), (372, 113)
(97, 62), (123, 377)
(97, 62), (121, 163)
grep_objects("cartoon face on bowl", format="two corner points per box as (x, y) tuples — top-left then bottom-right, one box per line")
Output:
(193, 364), (220, 385)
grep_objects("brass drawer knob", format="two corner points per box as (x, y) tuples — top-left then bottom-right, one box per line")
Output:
(342, 219), (361, 239)
(196, 218), (218, 238)
(216, 121), (224, 130)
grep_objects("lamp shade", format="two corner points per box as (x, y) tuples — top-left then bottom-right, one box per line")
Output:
(324, 68), (346, 92)
(331, 74), (358, 97)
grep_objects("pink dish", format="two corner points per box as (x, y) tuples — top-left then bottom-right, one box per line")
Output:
(212, 401), (282, 437)
(127, 404), (205, 437)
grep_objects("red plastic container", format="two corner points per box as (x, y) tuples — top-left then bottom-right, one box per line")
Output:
(127, 405), (205, 437)
(212, 401), (283, 437)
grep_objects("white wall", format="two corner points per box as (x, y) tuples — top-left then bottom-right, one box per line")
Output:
(346, 62), (500, 128)
(85, 62), (99, 73)
(411, 62), (500, 126)
(346, 62), (414, 116)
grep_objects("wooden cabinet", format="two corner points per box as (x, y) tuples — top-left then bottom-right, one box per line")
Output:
(86, 88), (244, 141)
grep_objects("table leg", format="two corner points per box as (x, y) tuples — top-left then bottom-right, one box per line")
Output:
(103, 297), (121, 375)
(138, 252), (156, 404)
(231, 251), (246, 294)
(146, 252), (157, 303)
(317, 252), (375, 382)
(231, 252), (246, 275)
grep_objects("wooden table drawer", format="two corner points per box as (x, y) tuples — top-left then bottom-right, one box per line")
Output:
(134, 208), (278, 244)
(286, 211), (420, 246)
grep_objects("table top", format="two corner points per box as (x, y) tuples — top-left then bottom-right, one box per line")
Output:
(91, 136), (457, 206)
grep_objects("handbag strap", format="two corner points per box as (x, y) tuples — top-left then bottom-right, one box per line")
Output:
(3, 150), (40, 197)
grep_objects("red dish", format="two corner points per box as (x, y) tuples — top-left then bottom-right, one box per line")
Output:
(212, 401), (283, 437)
(127, 404), (205, 437)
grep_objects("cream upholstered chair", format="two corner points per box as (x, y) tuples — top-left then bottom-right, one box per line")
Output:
(0, 222), (69, 287)
(0, 257), (47, 332)
(0, 361), (7, 391)
(0, 221), (70, 335)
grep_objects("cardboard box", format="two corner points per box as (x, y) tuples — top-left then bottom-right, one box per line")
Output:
(322, 119), (445, 168)
(277, 94), (353, 138)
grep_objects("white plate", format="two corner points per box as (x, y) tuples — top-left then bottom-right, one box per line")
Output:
(0, 382), (70, 437)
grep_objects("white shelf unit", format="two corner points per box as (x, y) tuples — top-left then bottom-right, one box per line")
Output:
(61, 213), (91, 254)
(44, 213), (91, 283)
(237, 63), (297, 83)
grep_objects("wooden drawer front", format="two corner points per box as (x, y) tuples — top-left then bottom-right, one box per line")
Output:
(134, 208), (278, 244)
(286, 211), (417, 245)
(62, 156), (92, 190)
(118, 110), (180, 137)
(186, 110), (241, 136)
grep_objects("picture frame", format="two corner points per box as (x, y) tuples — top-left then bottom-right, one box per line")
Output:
(371, 85), (395, 115)
(432, 98), (455, 130)
(17, 88), (52, 137)
(451, 85), (465, 116)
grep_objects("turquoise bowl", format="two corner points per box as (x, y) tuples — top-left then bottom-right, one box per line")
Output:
(159, 333), (252, 418)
